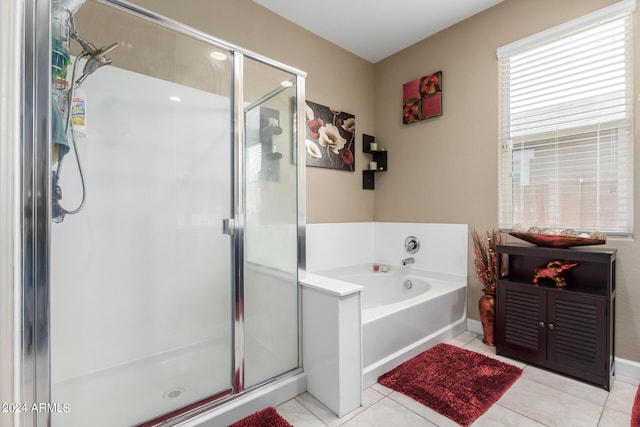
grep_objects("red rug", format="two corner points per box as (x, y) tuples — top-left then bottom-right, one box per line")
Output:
(632, 385), (640, 427)
(378, 343), (522, 426)
(228, 407), (292, 427)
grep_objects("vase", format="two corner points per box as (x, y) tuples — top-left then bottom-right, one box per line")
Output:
(479, 292), (496, 346)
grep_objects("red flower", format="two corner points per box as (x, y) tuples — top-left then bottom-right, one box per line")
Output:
(421, 74), (440, 95)
(403, 102), (420, 124)
(307, 118), (324, 139)
(341, 149), (353, 165)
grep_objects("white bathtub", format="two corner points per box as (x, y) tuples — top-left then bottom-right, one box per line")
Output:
(319, 265), (467, 387)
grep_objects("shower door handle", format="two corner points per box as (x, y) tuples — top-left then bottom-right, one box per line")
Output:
(222, 218), (235, 236)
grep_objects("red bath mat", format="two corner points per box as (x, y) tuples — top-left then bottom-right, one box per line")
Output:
(378, 343), (522, 426)
(228, 406), (292, 427)
(632, 385), (640, 427)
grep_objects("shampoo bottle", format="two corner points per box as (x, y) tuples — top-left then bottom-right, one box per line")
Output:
(70, 88), (87, 137)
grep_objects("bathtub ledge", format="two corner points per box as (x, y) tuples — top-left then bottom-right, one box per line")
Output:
(300, 273), (364, 297)
(316, 264), (466, 286)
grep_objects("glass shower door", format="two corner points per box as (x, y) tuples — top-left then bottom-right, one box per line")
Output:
(242, 57), (300, 389)
(50, 1), (233, 425)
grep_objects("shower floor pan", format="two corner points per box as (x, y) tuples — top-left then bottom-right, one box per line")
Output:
(51, 338), (230, 427)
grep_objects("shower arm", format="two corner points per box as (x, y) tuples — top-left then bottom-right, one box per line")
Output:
(67, 13), (118, 89)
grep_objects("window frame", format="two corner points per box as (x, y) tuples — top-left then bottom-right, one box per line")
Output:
(497, 0), (635, 236)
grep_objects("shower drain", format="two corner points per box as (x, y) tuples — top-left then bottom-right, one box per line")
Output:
(163, 387), (185, 400)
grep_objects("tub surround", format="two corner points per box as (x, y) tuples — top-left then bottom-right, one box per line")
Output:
(306, 222), (468, 277)
(300, 274), (363, 417)
(304, 222), (468, 405)
(373, 222), (467, 277)
(306, 222), (374, 272)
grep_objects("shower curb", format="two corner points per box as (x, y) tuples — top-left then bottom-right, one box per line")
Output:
(176, 373), (306, 426)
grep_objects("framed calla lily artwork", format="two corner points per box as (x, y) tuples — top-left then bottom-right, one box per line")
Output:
(403, 71), (442, 124)
(305, 101), (355, 171)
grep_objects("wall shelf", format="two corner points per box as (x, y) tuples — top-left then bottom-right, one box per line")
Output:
(362, 134), (387, 190)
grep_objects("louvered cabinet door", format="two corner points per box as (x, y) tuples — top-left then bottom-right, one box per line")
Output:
(496, 282), (546, 365)
(546, 292), (608, 384)
(496, 244), (615, 389)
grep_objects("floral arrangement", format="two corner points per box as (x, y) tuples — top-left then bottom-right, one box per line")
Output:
(471, 228), (505, 295)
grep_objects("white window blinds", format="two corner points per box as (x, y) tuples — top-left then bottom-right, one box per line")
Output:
(497, 1), (634, 235)
(247, 143), (262, 183)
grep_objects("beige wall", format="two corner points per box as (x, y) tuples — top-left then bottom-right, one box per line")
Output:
(103, 0), (640, 361)
(373, 0), (640, 361)
(126, 0), (375, 223)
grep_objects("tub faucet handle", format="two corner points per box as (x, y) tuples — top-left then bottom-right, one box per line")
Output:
(404, 236), (420, 254)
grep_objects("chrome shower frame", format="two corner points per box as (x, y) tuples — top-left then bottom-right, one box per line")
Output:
(0, 0), (307, 425)
(1, 0), (51, 426)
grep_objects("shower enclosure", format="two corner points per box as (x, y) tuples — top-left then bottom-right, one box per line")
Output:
(0, 0), (305, 426)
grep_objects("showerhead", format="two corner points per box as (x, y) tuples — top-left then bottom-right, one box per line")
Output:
(64, 8), (118, 88)
(73, 39), (119, 88)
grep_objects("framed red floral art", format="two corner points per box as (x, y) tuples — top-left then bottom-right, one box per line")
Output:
(304, 101), (356, 171)
(402, 71), (442, 124)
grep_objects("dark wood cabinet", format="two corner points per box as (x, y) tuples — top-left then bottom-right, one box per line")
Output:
(496, 244), (616, 389)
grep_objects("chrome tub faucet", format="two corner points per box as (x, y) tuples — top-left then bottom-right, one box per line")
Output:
(401, 257), (415, 266)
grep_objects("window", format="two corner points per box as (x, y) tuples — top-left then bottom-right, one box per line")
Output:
(247, 143), (262, 183)
(497, 0), (634, 235)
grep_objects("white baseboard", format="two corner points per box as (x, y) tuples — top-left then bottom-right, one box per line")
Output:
(467, 318), (483, 335)
(465, 320), (640, 381)
(615, 357), (640, 381)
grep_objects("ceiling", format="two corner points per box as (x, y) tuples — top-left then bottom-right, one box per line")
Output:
(252, 0), (504, 63)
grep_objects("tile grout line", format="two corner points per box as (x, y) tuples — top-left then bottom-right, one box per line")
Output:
(383, 393), (445, 425)
(467, 340), (610, 415)
(490, 402), (551, 427)
(285, 332), (629, 427)
(277, 399), (327, 426)
(519, 364), (609, 408)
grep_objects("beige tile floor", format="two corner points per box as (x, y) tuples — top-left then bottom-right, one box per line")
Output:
(276, 331), (638, 426)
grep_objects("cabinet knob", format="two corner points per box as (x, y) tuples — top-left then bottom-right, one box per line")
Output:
(539, 321), (545, 328)
(548, 323), (555, 330)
